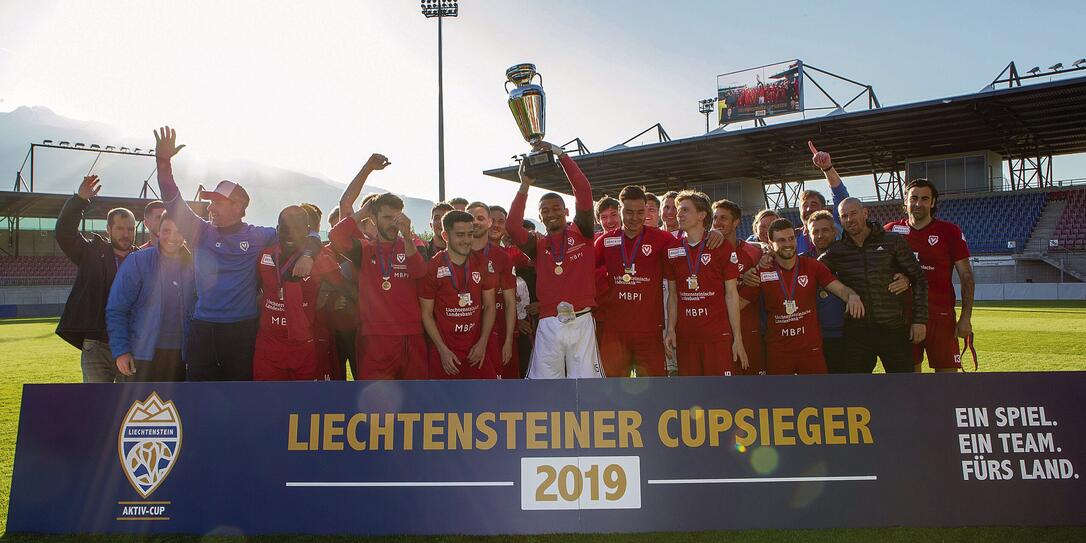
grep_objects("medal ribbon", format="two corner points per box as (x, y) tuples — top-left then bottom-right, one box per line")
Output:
(376, 241), (394, 280)
(683, 235), (707, 278)
(774, 258), (800, 307)
(620, 228), (646, 273)
(548, 225), (568, 265)
(443, 252), (471, 298)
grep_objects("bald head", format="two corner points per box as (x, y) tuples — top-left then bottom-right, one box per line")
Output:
(837, 197), (868, 238)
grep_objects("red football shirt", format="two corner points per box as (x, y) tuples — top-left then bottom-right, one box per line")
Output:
(743, 256), (837, 349)
(419, 250), (496, 351)
(328, 218), (427, 336)
(885, 218), (970, 310)
(532, 223), (597, 318)
(733, 239), (765, 334)
(665, 236), (740, 342)
(475, 242), (516, 339)
(257, 245), (324, 343)
(594, 225), (679, 333)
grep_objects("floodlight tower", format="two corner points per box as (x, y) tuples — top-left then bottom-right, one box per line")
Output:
(421, 0), (459, 202)
(698, 98), (716, 133)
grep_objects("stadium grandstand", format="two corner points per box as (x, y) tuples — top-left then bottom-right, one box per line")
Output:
(485, 66), (1086, 297)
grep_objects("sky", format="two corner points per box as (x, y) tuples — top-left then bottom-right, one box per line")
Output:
(1, 0), (1084, 210)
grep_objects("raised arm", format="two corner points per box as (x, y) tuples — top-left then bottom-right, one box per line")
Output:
(505, 161), (537, 258)
(154, 127), (205, 244)
(339, 153), (389, 221)
(56, 176), (100, 263)
(547, 143), (595, 239)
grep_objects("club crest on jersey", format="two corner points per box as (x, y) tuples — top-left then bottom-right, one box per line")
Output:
(472, 271), (481, 284)
(700, 254), (711, 265)
(641, 245), (652, 256)
(397, 253), (406, 264)
(260, 254), (275, 266)
(118, 392), (182, 499)
(928, 235), (939, 246)
(239, 241), (250, 252)
(798, 275), (809, 287)
(437, 266), (451, 278)
(603, 236), (622, 247)
(668, 247), (686, 258)
(567, 237), (575, 246)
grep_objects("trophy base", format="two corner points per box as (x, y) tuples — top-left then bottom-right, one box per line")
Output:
(520, 150), (560, 176)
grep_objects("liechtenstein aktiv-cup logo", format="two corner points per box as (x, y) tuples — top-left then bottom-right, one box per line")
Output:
(118, 392), (182, 498)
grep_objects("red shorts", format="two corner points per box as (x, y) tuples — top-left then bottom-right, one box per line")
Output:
(735, 328), (766, 376)
(254, 337), (318, 381)
(914, 307), (961, 369)
(598, 330), (666, 377)
(676, 337), (734, 376)
(428, 339), (498, 380)
(766, 342), (827, 375)
(359, 334), (428, 380)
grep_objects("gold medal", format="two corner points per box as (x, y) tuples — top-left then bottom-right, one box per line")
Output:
(621, 273), (632, 283)
(784, 300), (797, 315)
(381, 279), (392, 291)
(687, 275), (700, 291)
(554, 264), (564, 276)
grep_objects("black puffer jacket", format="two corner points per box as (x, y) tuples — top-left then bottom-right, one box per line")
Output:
(818, 221), (928, 328)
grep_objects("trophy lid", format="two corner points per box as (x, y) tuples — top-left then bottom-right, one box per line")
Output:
(506, 63), (538, 86)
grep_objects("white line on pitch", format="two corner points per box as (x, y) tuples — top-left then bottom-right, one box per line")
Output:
(647, 475), (877, 485)
(285, 481), (515, 488)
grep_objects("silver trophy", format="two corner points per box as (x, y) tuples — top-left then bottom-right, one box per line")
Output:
(506, 63), (558, 174)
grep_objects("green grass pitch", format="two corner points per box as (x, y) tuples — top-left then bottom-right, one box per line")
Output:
(2, 302), (1085, 541)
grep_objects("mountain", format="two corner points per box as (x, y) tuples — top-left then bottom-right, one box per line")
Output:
(0, 106), (435, 232)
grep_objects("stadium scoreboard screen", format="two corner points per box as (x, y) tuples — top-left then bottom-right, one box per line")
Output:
(717, 60), (804, 124)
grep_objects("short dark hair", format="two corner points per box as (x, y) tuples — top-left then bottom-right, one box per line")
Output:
(522, 220), (536, 231)
(158, 209), (176, 228)
(431, 202), (454, 216)
(539, 192), (565, 207)
(752, 208), (779, 230)
(143, 200), (166, 217)
(106, 207), (135, 228)
(645, 192), (661, 207)
(329, 207), (341, 225)
(806, 209), (834, 226)
(466, 201), (490, 213)
(300, 202), (322, 231)
(442, 210), (474, 233)
(675, 190), (713, 229)
(371, 193), (404, 215)
(905, 178), (939, 212)
(661, 190), (679, 201)
(618, 185), (647, 203)
(447, 197), (469, 207)
(595, 196), (619, 218)
(800, 189), (826, 207)
(768, 218), (795, 241)
(489, 205), (508, 216)
(711, 199), (742, 221)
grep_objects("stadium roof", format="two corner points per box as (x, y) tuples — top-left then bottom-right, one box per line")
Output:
(483, 76), (1086, 196)
(0, 191), (209, 220)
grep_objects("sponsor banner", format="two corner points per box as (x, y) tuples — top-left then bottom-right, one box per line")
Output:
(7, 374), (1085, 535)
(717, 60), (804, 124)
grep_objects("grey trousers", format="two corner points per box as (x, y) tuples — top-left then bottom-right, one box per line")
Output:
(81, 339), (120, 383)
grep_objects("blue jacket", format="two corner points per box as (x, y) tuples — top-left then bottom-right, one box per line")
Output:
(106, 247), (196, 361)
(804, 247), (844, 338)
(796, 183), (850, 256)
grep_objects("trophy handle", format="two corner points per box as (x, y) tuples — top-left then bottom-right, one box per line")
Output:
(505, 80), (515, 93)
(534, 73), (543, 86)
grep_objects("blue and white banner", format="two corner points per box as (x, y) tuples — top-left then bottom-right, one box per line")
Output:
(7, 373), (1085, 535)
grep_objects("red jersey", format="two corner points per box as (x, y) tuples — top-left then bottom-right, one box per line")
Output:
(594, 226), (679, 333)
(419, 250), (496, 351)
(743, 256), (836, 349)
(733, 239), (764, 333)
(665, 236), (740, 342)
(475, 243), (517, 337)
(328, 218), (426, 335)
(257, 246), (323, 343)
(885, 218), (969, 310)
(505, 244), (533, 270)
(531, 224), (597, 318)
